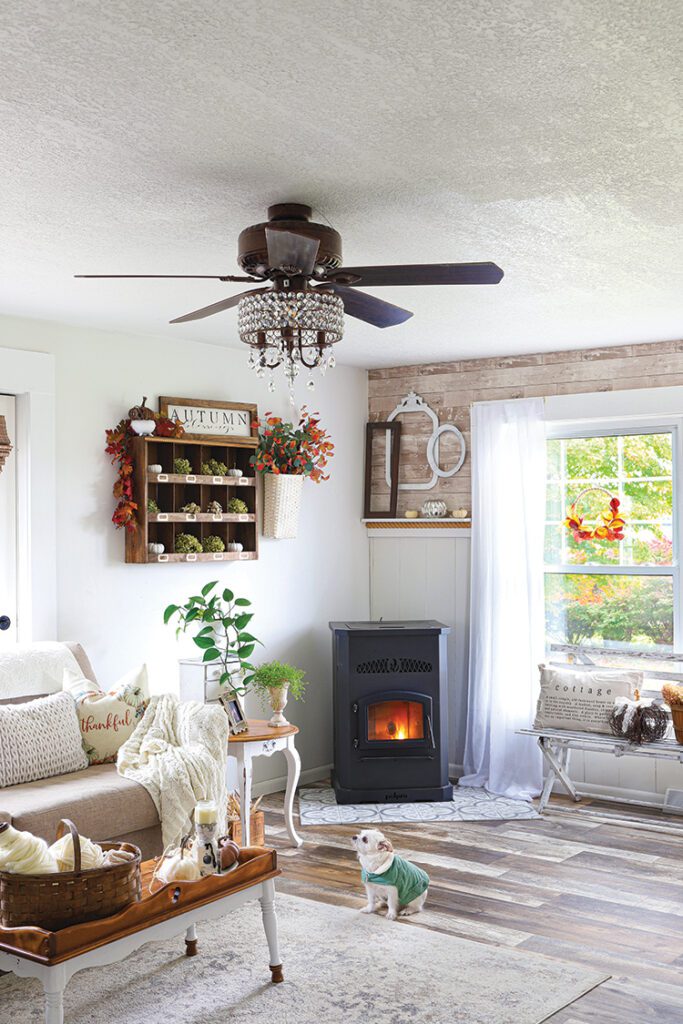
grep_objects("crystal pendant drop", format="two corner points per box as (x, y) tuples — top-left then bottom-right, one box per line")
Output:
(267, 379), (276, 393)
(327, 354), (336, 369)
(306, 378), (315, 391)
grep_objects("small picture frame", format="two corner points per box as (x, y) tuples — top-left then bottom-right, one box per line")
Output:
(220, 691), (249, 735)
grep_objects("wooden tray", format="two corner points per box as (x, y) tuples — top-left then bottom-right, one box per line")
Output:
(0, 846), (278, 966)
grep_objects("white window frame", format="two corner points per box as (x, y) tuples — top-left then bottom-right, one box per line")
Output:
(544, 415), (682, 654)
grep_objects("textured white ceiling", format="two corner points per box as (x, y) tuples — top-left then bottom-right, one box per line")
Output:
(0, 0), (681, 368)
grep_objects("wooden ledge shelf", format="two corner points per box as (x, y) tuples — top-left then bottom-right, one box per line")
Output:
(147, 472), (256, 487)
(149, 550), (258, 563)
(364, 518), (471, 529)
(149, 513), (256, 523)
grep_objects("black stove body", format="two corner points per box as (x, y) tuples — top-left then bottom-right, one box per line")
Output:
(329, 620), (453, 804)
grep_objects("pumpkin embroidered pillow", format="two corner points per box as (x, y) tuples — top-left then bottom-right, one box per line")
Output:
(63, 665), (150, 764)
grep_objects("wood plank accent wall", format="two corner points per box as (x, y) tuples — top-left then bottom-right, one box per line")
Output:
(368, 338), (683, 514)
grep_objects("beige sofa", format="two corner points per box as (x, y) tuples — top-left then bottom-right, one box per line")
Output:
(0, 643), (163, 859)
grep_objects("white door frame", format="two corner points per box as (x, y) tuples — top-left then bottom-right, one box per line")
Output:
(0, 347), (56, 641)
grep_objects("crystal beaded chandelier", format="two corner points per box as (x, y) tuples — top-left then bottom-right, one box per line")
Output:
(238, 286), (344, 395)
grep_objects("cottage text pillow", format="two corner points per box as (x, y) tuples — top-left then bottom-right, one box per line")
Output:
(0, 691), (88, 787)
(63, 665), (150, 764)
(534, 664), (641, 734)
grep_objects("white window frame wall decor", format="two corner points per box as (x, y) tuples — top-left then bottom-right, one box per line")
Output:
(384, 390), (466, 491)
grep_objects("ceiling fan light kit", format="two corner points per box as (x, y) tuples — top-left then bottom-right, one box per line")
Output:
(76, 201), (503, 397)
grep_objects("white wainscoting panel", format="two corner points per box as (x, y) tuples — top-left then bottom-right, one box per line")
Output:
(369, 530), (471, 770)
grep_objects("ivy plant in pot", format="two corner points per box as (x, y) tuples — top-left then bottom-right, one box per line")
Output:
(163, 582), (259, 696)
(250, 408), (334, 539)
(251, 660), (308, 727)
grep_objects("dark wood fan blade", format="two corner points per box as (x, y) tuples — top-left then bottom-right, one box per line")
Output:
(169, 289), (257, 324)
(265, 228), (320, 276)
(75, 274), (257, 281)
(331, 262), (504, 287)
(320, 284), (413, 328)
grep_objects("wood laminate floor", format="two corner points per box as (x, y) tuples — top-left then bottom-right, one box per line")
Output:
(263, 784), (683, 1023)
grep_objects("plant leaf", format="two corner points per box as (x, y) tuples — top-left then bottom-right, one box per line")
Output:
(238, 643), (255, 658)
(234, 598), (251, 606)
(202, 647), (221, 662)
(193, 635), (216, 649)
(222, 588), (234, 602)
(197, 625), (214, 637)
(235, 613), (253, 629)
(163, 604), (179, 624)
(237, 632), (257, 643)
(201, 580), (218, 597)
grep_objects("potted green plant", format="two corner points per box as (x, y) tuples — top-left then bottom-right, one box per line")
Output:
(164, 582), (259, 695)
(251, 660), (308, 727)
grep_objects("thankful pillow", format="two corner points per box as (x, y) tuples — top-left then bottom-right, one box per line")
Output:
(63, 665), (150, 764)
(534, 664), (641, 735)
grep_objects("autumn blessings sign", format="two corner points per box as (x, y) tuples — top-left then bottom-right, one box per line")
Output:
(159, 396), (255, 442)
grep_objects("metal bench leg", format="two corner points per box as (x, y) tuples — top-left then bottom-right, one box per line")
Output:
(537, 738), (557, 812)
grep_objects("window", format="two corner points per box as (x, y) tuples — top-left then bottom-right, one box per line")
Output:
(544, 429), (678, 660)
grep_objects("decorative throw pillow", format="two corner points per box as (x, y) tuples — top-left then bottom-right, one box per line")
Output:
(63, 665), (150, 765)
(0, 691), (88, 787)
(534, 664), (642, 734)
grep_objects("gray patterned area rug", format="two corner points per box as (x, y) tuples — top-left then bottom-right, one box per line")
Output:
(0, 893), (606, 1024)
(299, 785), (540, 826)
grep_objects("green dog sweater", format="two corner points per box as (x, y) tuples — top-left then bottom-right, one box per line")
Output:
(361, 855), (429, 905)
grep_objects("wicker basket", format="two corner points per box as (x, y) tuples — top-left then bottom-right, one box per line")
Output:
(227, 811), (265, 847)
(0, 819), (141, 931)
(263, 473), (303, 539)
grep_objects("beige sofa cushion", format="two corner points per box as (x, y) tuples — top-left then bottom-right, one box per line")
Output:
(0, 692), (88, 786)
(0, 763), (159, 843)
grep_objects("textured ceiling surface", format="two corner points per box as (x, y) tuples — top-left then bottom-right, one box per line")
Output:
(0, 0), (681, 368)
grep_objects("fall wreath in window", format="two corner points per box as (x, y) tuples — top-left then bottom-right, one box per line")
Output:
(563, 486), (626, 543)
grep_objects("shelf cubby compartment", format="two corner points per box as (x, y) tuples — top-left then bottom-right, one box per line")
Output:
(125, 435), (259, 565)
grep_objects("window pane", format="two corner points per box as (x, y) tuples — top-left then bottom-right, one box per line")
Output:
(622, 433), (672, 478)
(545, 573), (674, 652)
(565, 436), (618, 480)
(629, 523), (673, 566)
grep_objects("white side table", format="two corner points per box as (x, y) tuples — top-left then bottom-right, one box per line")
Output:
(229, 720), (302, 848)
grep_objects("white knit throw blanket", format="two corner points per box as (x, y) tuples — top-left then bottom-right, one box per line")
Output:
(117, 694), (228, 847)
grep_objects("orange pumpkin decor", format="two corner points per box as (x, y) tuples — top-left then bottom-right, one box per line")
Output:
(564, 487), (626, 543)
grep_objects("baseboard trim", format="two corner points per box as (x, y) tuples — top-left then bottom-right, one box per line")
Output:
(252, 763), (332, 798)
(555, 778), (666, 809)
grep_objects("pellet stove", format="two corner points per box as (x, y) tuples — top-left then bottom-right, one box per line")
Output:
(329, 620), (453, 804)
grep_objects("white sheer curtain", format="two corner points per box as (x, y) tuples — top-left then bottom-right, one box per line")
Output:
(459, 397), (546, 800)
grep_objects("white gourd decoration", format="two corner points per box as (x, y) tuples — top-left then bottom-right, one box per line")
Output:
(0, 822), (59, 874)
(48, 831), (105, 871)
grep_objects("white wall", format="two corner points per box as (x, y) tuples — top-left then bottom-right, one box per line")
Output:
(0, 315), (369, 788)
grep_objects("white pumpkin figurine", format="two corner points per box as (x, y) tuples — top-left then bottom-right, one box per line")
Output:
(227, 541), (243, 553)
(227, 467), (243, 478)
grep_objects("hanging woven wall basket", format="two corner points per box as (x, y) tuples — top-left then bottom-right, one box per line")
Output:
(564, 486), (626, 543)
(262, 473), (304, 539)
(0, 416), (12, 474)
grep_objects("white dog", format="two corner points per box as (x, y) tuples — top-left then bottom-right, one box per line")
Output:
(352, 828), (429, 921)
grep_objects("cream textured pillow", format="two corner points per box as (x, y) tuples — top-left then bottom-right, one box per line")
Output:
(0, 692), (88, 787)
(534, 664), (641, 734)
(63, 665), (150, 765)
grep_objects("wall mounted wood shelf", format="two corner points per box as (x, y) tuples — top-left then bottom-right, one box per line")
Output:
(125, 436), (259, 564)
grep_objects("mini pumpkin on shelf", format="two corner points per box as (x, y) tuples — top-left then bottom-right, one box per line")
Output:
(227, 497), (249, 515)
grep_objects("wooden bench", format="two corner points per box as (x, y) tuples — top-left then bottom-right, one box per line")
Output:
(518, 727), (683, 812)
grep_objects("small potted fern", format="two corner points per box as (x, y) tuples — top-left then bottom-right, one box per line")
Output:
(252, 661), (308, 727)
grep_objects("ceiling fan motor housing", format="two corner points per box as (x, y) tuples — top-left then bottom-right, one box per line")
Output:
(237, 203), (342, 276)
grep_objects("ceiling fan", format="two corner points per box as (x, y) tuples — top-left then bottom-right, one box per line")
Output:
(77, 203), (504, 391)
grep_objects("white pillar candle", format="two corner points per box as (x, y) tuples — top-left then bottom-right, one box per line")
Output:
(195, 800), (218, 825)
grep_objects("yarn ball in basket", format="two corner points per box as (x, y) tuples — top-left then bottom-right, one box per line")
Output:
(49, 831), (105, 871)
(608, 690), (669, 744)
(0, 823), (58, 874)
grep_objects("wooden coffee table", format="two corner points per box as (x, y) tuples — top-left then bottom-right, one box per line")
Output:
(0, 847), (282, 1024)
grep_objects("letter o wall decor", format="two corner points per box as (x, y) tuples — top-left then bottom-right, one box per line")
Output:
(384, 391), (466, 491)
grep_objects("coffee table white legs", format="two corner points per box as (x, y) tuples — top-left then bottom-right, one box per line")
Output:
(259, 877), (283, 983)
(43, 966), (67, 1024)
(230, 733), (302, 848)
(283, 739), (302, 847)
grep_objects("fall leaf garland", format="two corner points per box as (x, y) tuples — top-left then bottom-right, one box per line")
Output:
(105, 418), (138, 531)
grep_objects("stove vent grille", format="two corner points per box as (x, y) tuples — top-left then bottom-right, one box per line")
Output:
(355, 657), (432, 675)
